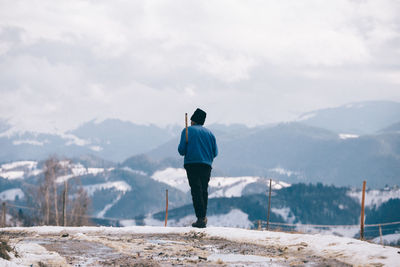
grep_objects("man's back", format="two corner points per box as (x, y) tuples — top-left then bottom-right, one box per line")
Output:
(178, 125), (218, 166)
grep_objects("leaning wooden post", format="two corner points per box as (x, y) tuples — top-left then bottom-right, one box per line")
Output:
(165, 189), (169, 227)
(360, 180), (366, 240)
(62, 181), (68, 226)
(267, 179), (272, 230)
(185, 113), (188, 143)
(1, 202), (6, 227)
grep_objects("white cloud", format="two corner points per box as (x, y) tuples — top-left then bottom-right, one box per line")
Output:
(0, 0), (399, 132)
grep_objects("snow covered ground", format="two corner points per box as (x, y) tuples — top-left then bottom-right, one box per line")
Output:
(1, 226), (399, 266)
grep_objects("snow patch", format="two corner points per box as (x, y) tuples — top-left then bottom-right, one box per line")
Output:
(151, 168), (189, 192)
(1, 161), (37, 170)
(144, 214), (166, 227)
(55, 164), (107, 183)
(271, 207), (296, 224)
(90, 145), (103, 152)
(83, 181), (131, 196)
(0, 258), (22, 267)
(11, 241), (68, 266)
(208, 209), (253, 228)
(61, 133), (90, 146)
(0, 171), (25, 180)
(87, 167), (105, 175)
(0, 188), (25, 201)
(347, 188), (400, 208)
(297, 112), (316, 121)
(122, 167), (147, 176)
(208, 253), (275, 264)
(119, 219), (136, 227)
(339, 133), (359, 139)
(12, 139), (46, 146)
(97, 194), (123, 218)
(269, 167), (297, 177)
(296, 225), (360, 238)
(209, 177), (259, 198)
(372, 233), (400, 246)
(0, 161), (39, 180)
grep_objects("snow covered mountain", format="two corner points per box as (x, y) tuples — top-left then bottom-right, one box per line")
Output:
(297, 101), (400, 135)
(1, 101), (400, 187)
(0, 119), (179, 162)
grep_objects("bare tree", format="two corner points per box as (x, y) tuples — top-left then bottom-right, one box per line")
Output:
(28, 156), (91, 226)
(69, 185), (90, 226)
(42, 156), (64, 225)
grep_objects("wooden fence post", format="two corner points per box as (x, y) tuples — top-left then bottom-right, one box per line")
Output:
(379, 224), (383, 246)
(62, 181), (68, 226)
(1, 202), (6, 227)
(360, 180), (366, 240)
(267, 179), (272, 230)
(165, 189), (168, 227)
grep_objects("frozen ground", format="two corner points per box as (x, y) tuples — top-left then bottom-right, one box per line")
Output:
(1, 226), (399, 266)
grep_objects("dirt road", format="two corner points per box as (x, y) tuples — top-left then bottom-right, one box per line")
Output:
(1, 228), (352, 266)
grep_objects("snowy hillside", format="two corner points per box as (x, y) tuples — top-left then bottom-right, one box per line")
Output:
(0, 160), (112, 182)
(1, 226), (399, 266)
(0, 161), (41, 179)
(347, 186), (400, 208)
(151, 167), (291, 197)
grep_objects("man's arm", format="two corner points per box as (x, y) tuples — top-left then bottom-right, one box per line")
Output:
(178, 129), (187, 156)
(213, 134), (218, 158)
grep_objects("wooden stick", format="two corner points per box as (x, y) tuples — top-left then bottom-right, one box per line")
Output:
(267, 179), (272, 230)
(185, 113), (188, 143)
(165, 189), (169, 227)
(379, 224), (383, 246)
(360, 180), (366, 240)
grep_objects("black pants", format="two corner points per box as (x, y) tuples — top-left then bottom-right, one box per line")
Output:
(184, 163), (212, 219)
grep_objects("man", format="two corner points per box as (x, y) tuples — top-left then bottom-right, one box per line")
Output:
(178, 108), (218, 228)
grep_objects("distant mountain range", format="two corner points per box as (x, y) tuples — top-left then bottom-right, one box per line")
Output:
(149, 121), (400, 187)
(1, 101), (400, 187)
(0, 119), (179, 162)
(297, 101), (400, 134)
(1, 159), (399, 241)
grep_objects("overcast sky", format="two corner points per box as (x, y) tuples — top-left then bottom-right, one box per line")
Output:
(1, 0), (399, 133)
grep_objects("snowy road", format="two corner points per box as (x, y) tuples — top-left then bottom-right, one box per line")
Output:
(1, 226), (399, 266)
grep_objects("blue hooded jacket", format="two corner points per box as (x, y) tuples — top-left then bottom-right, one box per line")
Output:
(178, 125), (218, 166)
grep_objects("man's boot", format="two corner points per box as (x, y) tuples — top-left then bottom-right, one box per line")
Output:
(192, 217), (207, 228)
